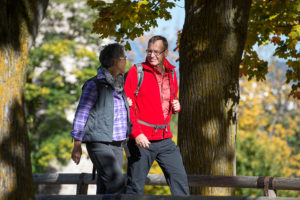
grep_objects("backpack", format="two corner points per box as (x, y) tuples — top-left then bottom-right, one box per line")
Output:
(125, 63), (175, 97)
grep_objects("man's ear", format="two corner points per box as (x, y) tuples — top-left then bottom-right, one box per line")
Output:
(164, 49), (169, 57)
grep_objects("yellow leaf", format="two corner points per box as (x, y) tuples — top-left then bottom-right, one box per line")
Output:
(138, 0), (149, 9)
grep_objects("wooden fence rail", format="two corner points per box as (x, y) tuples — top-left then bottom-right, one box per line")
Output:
(35, 194), (300, 200)
(33, 173), (300, 197)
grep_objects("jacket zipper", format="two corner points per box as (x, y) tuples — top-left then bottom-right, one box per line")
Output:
(162, 73), (169, 138)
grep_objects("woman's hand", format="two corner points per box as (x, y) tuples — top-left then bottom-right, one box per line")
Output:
(127, 97), (133, 107)
(71, 140), (82, 165)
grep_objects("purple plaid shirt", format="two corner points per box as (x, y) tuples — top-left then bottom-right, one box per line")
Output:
(71, 68), (127, 141)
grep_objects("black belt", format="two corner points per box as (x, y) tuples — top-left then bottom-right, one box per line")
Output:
(137, 120), (170, 131)
(100, 140), (126, 147)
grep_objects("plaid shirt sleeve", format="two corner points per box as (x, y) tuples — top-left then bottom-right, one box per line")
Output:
(71, 80), (98, 141)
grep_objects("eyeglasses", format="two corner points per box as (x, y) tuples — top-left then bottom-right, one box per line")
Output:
(119, 56), (127, 60)
(146, 49), (166, 56)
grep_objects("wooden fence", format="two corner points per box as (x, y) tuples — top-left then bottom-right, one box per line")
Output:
(35, 194), (300, 200)
(33, 173), (300, 199)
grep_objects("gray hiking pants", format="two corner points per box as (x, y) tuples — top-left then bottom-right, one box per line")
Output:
(126, 138), (190, 195)
(86, 141), (125, 194)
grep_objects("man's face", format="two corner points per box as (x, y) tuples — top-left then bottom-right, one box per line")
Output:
(146, 40), (168, 67)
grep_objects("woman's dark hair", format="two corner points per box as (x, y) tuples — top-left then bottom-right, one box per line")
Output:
(99, 43), (124, 69)
(148, 35), (168, 50)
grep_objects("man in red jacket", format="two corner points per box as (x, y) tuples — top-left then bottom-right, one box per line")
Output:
(124, 35), (190, 195)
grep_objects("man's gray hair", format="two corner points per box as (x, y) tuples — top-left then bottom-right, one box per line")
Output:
(99, 43), (124, 69)
(148, 35), (168, 50)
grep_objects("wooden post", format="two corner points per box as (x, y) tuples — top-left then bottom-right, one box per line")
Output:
(76, 173), (88, 195)
(257, 176), (277, 197)
(264, 177), (276, 197)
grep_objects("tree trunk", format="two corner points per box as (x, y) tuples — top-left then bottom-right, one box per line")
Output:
(0, 1), (48, 199)
(178, 0), (251, 195)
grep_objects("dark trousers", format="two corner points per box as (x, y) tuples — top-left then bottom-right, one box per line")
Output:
(86, 142), (125, 194)
(126, 138), (190, 195)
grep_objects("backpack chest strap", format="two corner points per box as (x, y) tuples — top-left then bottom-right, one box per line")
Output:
(137, 119), (170, 132)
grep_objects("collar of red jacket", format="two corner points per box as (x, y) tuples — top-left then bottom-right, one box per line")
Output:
(144, 58), (176, 73)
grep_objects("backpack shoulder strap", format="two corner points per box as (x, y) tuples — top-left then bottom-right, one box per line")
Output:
(170, 69), (176, 99)
(170, 69), (175, 81)
(91, 76), (100, 92)
(135, 63), (144, 96)
(90, 76), (108, 96)
(83, 76), (98, 89)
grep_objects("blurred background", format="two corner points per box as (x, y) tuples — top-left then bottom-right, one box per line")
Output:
(28, 0), (300, 196)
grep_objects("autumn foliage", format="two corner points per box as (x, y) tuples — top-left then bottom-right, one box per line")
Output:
(237, 62), (300, 197)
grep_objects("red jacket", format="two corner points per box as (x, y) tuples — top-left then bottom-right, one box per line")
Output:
(124, 59), (179, 140)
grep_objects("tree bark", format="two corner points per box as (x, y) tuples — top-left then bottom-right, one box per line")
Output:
(0, 0), (48, 199)
(178, 0), (251, 195)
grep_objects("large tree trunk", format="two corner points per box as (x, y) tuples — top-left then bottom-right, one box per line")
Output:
(0, 1), (48, 199)
(178, 0), (251, 195)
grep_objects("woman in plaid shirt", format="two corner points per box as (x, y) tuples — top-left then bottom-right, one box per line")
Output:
(71, 43), (132, 194)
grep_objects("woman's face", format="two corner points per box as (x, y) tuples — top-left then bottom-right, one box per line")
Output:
(115, 51), (127, 75)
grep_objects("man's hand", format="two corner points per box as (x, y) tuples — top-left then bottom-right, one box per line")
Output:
(135, 134), (150, 148)
(172, 99), (181, 112)
(127, 97), (133, 107)
(71, 140), (82, 165)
